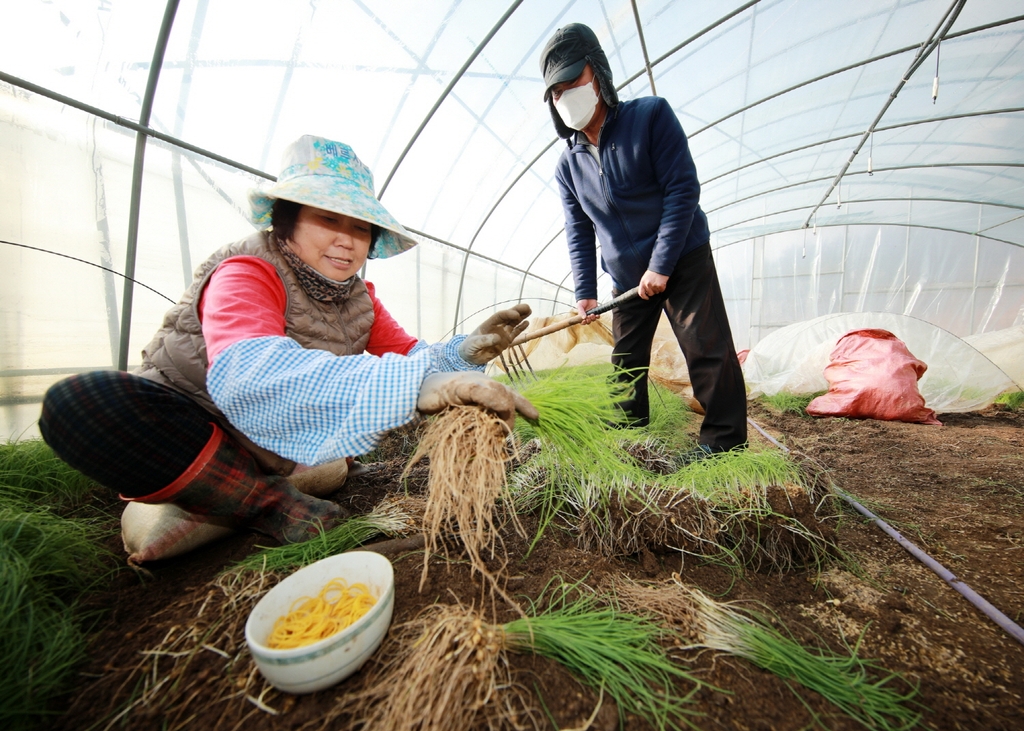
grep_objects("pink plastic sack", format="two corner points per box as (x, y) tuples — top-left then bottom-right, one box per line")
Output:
(807, 329), (941, 425)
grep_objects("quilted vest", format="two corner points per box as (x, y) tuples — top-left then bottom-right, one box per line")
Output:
(134, 231), (375, 473)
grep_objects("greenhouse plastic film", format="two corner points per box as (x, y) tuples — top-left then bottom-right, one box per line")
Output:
(742, 312), (1016, 412)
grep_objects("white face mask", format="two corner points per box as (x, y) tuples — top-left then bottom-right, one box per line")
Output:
(554, 79), (599, 130)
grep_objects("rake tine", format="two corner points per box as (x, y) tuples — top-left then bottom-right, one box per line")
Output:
(507, 345), (532, 385)
(499, 351), (525, 386)
(515, 344), (539, 382)
(507, 350), (532, 384)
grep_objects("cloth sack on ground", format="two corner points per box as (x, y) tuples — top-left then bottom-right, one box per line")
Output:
(121, 457), (350, 564)
(806, 329), (942, 425)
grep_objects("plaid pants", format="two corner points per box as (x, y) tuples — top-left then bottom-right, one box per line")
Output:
(611, 243), (748, 451)
(39, 371), (215, 497)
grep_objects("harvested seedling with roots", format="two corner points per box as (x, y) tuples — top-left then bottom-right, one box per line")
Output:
(503, 577), (705, 731)
(656, 450), (839, 572)
(403, 405), (520, 592)
(509, 368), (837, 572)
(510, 368), (642, 549)
(338, 579), (705, 731)
(615, 575), (922, 731)
(336, 603), (527, 731)
(224, 494), (422, 576)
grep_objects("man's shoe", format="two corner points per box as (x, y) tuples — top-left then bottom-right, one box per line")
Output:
(675, 444), (716, 467)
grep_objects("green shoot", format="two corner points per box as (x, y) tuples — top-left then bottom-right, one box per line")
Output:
(0, 508), (110, 595)
(645, 383), (696, 450)
(504, 578), (704, 731)
(0, 561), (92, 731)
(618, 579), (921, 731)
(514, 367), (629, 463)
(0, 495), (114, 730)
(0, 439), (99, 509)
(659, 449), (803, 506)
(995, 390), (1024, 411)
(226, 497), (418, 574)
(759, 392), (825, 416)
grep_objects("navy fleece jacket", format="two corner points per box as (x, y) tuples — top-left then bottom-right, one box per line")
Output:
(555, 96), (710, 300)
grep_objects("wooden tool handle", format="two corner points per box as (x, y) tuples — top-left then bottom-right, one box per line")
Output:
(508, 287), (640, 347)
(508, 314), (582, 346)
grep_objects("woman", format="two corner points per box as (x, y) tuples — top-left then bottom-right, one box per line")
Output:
(39, 135), (535, 544)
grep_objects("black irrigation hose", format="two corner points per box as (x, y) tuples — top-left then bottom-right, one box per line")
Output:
(747, 416), (1024, 648)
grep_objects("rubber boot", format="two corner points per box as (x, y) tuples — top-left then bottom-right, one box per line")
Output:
(130, 424), (349, 544)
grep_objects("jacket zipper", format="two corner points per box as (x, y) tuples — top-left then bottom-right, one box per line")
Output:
(593, 138), (634, 266)
(573, 108), (642, 283)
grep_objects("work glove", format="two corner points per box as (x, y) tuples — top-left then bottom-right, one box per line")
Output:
(458, 304), (532, 365)
(417, 372), (539, 429)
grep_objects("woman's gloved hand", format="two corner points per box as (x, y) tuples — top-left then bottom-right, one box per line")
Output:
(458, 304), (532, 365)
(417, 372), (538, 428)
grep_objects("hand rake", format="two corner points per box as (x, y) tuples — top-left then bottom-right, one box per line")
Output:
(498, 287), (639, 384)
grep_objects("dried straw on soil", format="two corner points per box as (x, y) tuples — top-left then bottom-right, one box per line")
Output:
(75, 496), (427, 731)
(78, 569), (275, 731)
(402, 406), (521, 593)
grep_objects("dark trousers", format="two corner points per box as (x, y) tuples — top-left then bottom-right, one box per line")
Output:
(39, 371), (215, 497)
(611, 243), (747, 451)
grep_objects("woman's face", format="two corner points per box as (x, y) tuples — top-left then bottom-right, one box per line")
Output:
(287, 205), (372, 281)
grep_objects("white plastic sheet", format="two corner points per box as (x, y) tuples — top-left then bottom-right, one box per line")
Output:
(743, 312), (1017, 412)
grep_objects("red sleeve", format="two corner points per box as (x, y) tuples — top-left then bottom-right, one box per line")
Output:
(198, 256), (288, 363)
(364, 281), (418, 356)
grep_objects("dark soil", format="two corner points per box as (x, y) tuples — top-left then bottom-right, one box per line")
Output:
(54, 402), (1024, 731)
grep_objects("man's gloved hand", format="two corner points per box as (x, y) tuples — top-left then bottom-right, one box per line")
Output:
(458, 304), (532, 365)
(417, 372), (539, 428)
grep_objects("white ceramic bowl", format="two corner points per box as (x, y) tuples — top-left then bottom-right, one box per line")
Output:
(245, 551), (395, 694)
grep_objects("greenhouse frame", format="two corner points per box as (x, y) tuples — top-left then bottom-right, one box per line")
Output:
(2, 0), (1022, 440)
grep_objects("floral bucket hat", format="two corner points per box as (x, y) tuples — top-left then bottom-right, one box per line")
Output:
(249, 135), (417, 259)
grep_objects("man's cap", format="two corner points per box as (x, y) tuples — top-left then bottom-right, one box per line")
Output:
(540, 23), (603, 101)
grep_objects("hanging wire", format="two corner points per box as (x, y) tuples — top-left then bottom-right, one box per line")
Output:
(1, 239), (175, 304)
(868, 131), (874, 176)
(837, 178), (842, 208)
(933, 39), (941, 103)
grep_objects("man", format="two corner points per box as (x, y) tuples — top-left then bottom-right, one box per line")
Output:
(540, 23), (747, 458)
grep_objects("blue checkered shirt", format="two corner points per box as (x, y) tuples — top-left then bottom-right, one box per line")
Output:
(207, 335), (480, 465)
